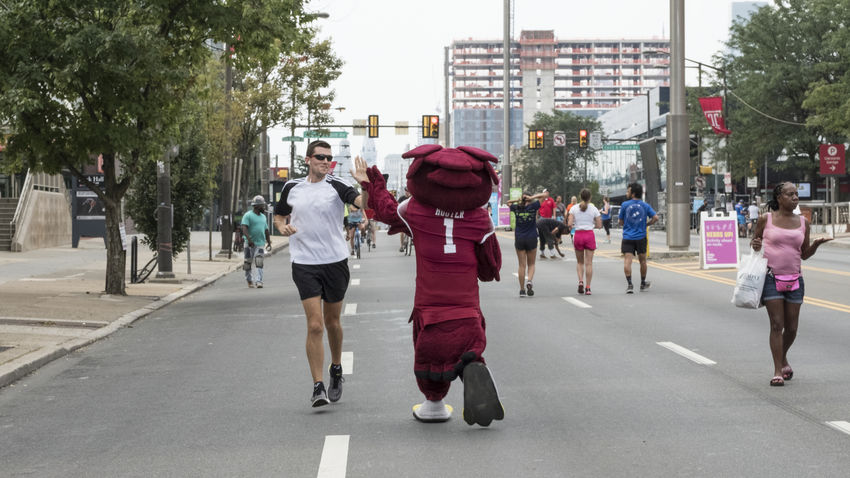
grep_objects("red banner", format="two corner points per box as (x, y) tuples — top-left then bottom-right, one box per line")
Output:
(699, 97), (732, 135)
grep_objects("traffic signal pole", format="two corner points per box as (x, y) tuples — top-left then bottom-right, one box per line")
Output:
(666, 0), (690, 250)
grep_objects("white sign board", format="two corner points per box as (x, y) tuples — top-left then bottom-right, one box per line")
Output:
(589, 132), (602, 150)
(553, 132), (566, 147)
(747, 176), (758, 188)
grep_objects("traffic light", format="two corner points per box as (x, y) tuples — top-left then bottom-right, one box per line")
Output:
(578, 129), (588, 149)
(699, 165), (713, 175)
(422, 115), (439, 138)
(368, 115), (379, 138)
(528, 130), (544, 149)
(749, 160), (757, 176)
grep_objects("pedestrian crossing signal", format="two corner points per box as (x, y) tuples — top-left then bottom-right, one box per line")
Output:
(422, 115), (439, 138)
(528, 130), (544, 149)
(368, 115), (379, 138)
(578, 129), (588, 149)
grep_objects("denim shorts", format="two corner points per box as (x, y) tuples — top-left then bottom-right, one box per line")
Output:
(761, 274), (805, 304)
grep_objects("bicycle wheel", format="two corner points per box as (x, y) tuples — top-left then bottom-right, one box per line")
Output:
(355, 232), (361, 259)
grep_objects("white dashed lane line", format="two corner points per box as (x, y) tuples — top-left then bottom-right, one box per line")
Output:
(826, 421), (850, 436)
(656, 342), (716, 365)
(352, 264), (360, 270)
(562, 297), (592, 309)
(350, 278), (360, 286)
(341, 351), (353, 375)
(343, 303), (357, 316)
(317, 435), (349, 478)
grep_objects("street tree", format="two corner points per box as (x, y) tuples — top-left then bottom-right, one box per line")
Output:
(231, 38), (342, 209)
(802, 0), (850, 139)
(715, 0), (842, 182)
(0, 1), (315, 294)
(515, 110), (600, 197)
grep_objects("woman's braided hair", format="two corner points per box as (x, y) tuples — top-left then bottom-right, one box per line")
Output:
(768, 182), (787, 211)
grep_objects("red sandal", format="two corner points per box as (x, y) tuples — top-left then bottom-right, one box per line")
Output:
(770, 376), (784, 387)
(781, 366), (793, 381)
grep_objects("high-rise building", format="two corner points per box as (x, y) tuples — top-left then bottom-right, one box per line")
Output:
(450, 31), (670, 158)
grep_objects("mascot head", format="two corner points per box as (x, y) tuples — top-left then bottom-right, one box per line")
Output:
(402, 145), (499, 212)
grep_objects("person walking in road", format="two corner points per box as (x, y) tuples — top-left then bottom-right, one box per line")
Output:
(554, 195), (566, 223)
(538, 189), (555, 220)
(618, 183), (658, 294)
(507, 192), (545, 297)
(600, 196), (612, 244)
(750, 182), (831, 387)
(747, 200), (760, 238)
(241, 195), (272, 288)
(273, 140), (367, 408)
(536, 218), (568, 259)
(568, 189), (602, 295)
(566, 195), (578, 241)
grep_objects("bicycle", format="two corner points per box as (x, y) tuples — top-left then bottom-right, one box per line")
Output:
(363, 222), (372, 252)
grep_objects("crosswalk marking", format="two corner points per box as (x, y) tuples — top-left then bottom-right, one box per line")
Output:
(352, 264), (360, 270)
(657, 341), (716, 365)
(343, 303), (357, 316)
(562, 297), (592, 309)
(317, 435), (349, 478)
(341, 351), (353, 375)
(350, 278), (360, 286)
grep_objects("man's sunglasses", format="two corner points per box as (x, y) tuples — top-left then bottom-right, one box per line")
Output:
(311, 154), (333, 161)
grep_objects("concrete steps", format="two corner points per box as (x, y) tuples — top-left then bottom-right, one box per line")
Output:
(0, 198), (18, 251)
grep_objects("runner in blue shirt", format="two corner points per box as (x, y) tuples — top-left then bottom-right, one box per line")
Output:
(507, 191), (546, 297)
(618, 183), (658, 294)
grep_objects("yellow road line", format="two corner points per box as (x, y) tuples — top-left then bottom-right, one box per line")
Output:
(802, 265), (850, 278)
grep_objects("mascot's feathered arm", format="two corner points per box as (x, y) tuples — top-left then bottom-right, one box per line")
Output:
(360, 166), (408, 235)
(476, 233), (501, 282)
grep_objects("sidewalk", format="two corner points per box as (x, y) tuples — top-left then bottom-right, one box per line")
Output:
(0, 231), (288, 389)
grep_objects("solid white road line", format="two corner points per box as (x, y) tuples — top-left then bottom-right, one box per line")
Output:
(562, 297), (592, 309)
(341, 351), (354, 375)
(353, 264), (360, 270)
(656, 342), (717, 365)
(343, 303), (357, 316)
(826, 421), (850, 436)
(317, 435), (349, 478)
(350, 278), (360, 286)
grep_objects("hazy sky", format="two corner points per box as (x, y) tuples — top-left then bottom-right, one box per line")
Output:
(269, 0), (752, 169)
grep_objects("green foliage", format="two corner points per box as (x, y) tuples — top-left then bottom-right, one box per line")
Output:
(716, 0), (848, 180)
(0, 0), (314, 294)
(515, 110), (600, 198)
(125, 144), (210, 256)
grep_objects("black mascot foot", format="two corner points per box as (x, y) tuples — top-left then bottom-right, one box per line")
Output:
(458, 354), (504, 427)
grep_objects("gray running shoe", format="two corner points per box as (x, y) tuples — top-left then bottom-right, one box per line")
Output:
(256, 282), (263, 289)
(640, 281), (651, 291)
(328, 364), (344, 403)
(311, 382), (329, 408)
(525, 281), (534, 297)
(519, 289), (526, 298)
(626, 283), (634, 294)
(247, 281), (254, 288)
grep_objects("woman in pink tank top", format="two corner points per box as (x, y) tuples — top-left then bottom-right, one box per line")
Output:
(751, 182), (832, 387)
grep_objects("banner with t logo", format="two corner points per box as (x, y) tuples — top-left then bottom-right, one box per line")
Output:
(698, 97), (732, 135)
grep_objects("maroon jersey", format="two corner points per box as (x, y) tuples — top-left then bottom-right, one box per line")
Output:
(398, 198), (494, 326)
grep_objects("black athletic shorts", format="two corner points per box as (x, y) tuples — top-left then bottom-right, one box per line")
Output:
(514, 236), (538, 252)
(621, 238), (647, 255)
(291, 259), (350, 302)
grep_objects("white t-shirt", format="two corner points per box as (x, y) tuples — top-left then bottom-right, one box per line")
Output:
(747, 204), (759, 220)
(274, 175), (358, 265)
(569, 203), (600, 231)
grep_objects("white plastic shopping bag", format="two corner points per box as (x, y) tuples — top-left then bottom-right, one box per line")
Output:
(731, 248), (768, 309)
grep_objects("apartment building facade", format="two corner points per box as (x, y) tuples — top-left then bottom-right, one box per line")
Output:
(450, 31), (670, 159)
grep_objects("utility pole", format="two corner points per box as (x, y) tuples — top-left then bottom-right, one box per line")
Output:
(155, 146), (177, 281)
(501, 0), (511, 201)
(444, 46), (451, 148)
(666, 0), (690, 250)
(218, 48), (233, 258)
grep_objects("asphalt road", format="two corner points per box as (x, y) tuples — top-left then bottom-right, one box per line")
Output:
(2, 231), (850, 477)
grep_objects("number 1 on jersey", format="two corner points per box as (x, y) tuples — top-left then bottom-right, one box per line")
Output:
(443, 218), (456, 254)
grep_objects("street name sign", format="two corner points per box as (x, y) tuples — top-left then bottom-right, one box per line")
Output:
(281, 136), (303, 142)
(303, 130), (348, 139)
(819, 144), (846, 175)
(602, 144), (639, 151)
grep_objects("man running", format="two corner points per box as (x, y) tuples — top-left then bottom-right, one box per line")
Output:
(273, 140), (366, 408)
(618, 182), (658, 294)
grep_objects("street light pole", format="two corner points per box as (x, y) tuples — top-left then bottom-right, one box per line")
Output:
(667, 0), (690, 250)
(501, 0), (511, 202)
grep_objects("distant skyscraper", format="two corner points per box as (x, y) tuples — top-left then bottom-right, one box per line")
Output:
(360, 137), (378, 163)
(334, 139), (353, 183)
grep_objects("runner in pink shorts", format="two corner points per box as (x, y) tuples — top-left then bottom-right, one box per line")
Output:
(567, 189), (602, 295)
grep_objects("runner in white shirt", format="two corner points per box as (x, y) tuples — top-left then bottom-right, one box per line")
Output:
(273, 140), (367, 408)
(567, 188), (603, 295)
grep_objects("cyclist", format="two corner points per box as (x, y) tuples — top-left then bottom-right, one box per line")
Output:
(364, 207), (376, 249)
(346, 204), (365, 256)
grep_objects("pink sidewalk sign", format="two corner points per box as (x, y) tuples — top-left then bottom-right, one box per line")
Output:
(700, 214), (739, 269)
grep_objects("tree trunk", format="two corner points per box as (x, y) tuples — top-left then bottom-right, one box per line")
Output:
(103, 194), (127, 295)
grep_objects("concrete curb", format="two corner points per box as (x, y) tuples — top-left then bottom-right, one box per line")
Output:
(0, 242), (287, 389)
